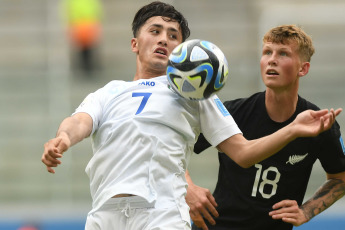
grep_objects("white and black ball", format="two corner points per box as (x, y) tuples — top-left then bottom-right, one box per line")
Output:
(167, 39), (229, 100)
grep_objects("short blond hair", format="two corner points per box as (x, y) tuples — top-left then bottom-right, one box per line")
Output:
(263, 25), (315, 62)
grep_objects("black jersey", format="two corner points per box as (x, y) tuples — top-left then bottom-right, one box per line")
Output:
(192, 92), (345, 230)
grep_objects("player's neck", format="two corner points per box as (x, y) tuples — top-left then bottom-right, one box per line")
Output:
(133, 75), (157, 81)
(265, 89), (298, 123)
(133, 66), (165, 81)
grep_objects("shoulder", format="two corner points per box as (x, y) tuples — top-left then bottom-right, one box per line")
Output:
(223, 92), (264, 113)
(95, 80), (126, 93)
(103, 80), (128, 89)
(96, 80), (141, 96)
(297, 95), (320, 111)
(297, 96), (342, 140)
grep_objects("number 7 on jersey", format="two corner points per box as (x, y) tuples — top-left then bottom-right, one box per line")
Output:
(132, 92), (152, 115)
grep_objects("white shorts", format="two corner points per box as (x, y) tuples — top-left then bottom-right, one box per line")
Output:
(85, 196), (191, 230)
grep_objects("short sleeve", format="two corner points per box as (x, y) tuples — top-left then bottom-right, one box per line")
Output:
(318, 122), (345, 174)
(198, 95), (242, 147)
(73, 90), (104, 135)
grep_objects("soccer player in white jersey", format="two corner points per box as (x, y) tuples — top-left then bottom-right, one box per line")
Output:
(41, 2), (341, 230)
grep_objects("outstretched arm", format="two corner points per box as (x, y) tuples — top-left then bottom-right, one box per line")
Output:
(218, 109), (341, 168)
(185, 170), (218, 230)
(41, 112), (93, 173)
(269, 171), (345, 226)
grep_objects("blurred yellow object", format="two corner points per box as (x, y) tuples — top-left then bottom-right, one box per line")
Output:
(64, 0), (102, 25)
(63, 0), (102, 47)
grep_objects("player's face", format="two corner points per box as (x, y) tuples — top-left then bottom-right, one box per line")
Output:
(260, 42), (304, 91)
(131, 16), (183, 78)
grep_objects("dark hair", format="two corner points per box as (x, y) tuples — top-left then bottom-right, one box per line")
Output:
(132, 1), (190, 42)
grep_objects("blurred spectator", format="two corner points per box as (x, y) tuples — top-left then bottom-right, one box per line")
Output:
(62, 0), (103, 77)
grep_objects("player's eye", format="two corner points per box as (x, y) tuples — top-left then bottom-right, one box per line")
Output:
(169, 34), (177, 39)
(280, 52), (287, 56)
(263, 50), (272, 55)
(151, 29), (159, 34)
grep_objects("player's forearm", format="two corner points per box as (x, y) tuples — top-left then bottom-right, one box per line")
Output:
(248, 124), (296, 165)
(227, 123), (297, 168)
(300, 178), (345, 221)
(56, 115), (92, 146)
(185, 170), (193, 185)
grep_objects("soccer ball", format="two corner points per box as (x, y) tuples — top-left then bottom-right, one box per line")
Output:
(167, 39), (229, 100)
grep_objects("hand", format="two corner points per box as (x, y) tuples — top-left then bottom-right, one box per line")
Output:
(41, 133), (70, 174)
(269, 200), (308, 226)
(293, 108), (342, 137)
(186, 183), (219, 230)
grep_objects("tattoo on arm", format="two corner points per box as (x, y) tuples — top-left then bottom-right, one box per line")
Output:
(301, 178), (345, 220)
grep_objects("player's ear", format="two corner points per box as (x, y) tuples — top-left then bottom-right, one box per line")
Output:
(131, 38), (139, 53)
(298, 62), (310, 77)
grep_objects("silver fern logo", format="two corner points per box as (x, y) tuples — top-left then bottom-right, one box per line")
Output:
(286, 153), (309, 165)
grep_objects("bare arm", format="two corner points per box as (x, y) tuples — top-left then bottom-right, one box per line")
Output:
(218, 109), (341, 168)
(185, 170), (218, 230)
(41, 112), (93, 173)
(301, 172), (345, 221)
(58, 113), (93, 144)
(269, 171), (345, 226)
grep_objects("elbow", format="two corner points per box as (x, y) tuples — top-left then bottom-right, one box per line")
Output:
(238, 161), (252, 169)
(232, 157), (253, 169)
(222, 149), (254, 168)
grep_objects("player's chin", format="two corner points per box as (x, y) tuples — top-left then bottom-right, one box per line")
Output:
(151, 60), (168, 72)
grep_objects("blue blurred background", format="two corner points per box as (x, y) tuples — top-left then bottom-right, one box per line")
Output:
(0, 0), (344, 229)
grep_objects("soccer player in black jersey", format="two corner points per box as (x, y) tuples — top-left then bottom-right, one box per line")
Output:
(187, 25), (345, 230)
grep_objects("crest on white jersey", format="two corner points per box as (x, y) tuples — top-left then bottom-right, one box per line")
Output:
(214, 98), (230, 117)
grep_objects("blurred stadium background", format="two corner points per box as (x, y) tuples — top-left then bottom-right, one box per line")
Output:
(0, 0), (344, 229)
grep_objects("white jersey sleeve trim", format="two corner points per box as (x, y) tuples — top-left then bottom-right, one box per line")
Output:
(199, 95), (242, 147)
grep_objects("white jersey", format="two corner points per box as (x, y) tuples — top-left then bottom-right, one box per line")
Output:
(74, 76), (241, 220)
